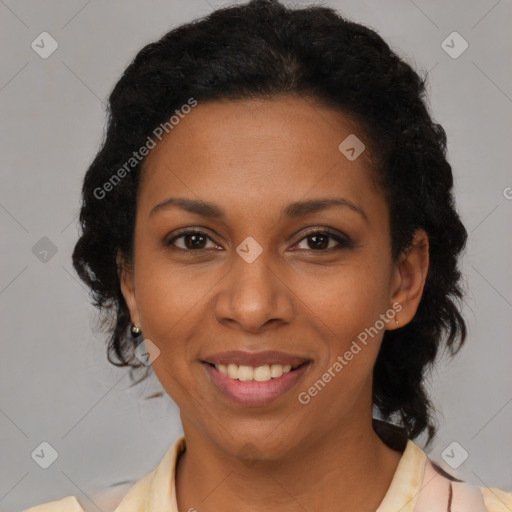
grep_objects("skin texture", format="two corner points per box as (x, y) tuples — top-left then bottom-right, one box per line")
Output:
(118, 95), (429, 511)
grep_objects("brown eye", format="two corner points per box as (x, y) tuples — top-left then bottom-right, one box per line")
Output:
(293, 229), (351, 251)
(166, 230), (217, 251)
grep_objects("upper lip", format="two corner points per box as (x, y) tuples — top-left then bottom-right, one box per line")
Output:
(203, 350), (310, 368)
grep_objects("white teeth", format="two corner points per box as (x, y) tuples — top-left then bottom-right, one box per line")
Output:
(214, 362), (295, 381)
(271, 364), (291, 377)
(227, 363), (238, 379)
(253, 365), (271, 381)
(238, 365), (254, 381)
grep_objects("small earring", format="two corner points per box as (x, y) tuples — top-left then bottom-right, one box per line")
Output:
(130, 323), (142, 338)
(395, 319), (400, 327)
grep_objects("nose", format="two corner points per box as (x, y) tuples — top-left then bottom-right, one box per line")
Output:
(213, 249), (295, 333)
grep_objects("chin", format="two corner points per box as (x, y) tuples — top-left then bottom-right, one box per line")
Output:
(220, 427), (306, 463)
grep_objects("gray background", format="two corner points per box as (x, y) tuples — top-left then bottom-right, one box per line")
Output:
(1, 0), (511, 511)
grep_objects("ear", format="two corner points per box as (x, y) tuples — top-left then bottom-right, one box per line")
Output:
(116, 251), (140, 327)
(387, 229), (429, 330)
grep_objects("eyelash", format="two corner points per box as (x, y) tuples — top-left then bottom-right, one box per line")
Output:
(164, 228), (352, 253)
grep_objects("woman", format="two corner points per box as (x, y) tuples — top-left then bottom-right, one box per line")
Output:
(25, 0), (512, 511)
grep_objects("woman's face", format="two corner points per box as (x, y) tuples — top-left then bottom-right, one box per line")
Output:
(120, 95), (427, 459)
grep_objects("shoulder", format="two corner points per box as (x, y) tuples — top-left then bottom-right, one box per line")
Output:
(22, 495), (85, 511)
(21, 475), (152, 512)
(427, 461), (512, 512)
(480, 486), (512, 512)
(413, 447), (511, 512)
(23, 436), (185, 512)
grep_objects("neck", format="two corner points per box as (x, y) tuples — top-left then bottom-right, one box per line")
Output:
(175, 414), (404, 512)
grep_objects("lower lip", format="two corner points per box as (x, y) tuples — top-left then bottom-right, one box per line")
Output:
(202, 362), (310, 406)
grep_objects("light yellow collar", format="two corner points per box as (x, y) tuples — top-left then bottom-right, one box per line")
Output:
(115, 435), (426, 512)
(376, 439), (427, 511)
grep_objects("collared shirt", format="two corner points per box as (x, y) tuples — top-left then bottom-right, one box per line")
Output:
(24, 435), (512, 512)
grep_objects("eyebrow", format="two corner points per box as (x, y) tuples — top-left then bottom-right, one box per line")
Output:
(149, 196), (367, 221)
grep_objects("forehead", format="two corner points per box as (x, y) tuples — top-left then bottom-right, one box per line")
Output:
(138, 96), (382, 217)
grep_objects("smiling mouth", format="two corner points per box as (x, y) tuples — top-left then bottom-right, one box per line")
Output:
(202, 361), (309, 382)
(202, 359), (311, 406)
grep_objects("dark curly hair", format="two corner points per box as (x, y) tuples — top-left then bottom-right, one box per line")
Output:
(72, 0), (468, 447)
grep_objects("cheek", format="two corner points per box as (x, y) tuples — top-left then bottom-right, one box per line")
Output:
(299, 259), (391, 340)
(134, 255), (208, 335)
(134, 259), (204, 409)
(131, 257), (214, 398)
(293, 256), (391, 403)
(295, 268), (388, 420)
